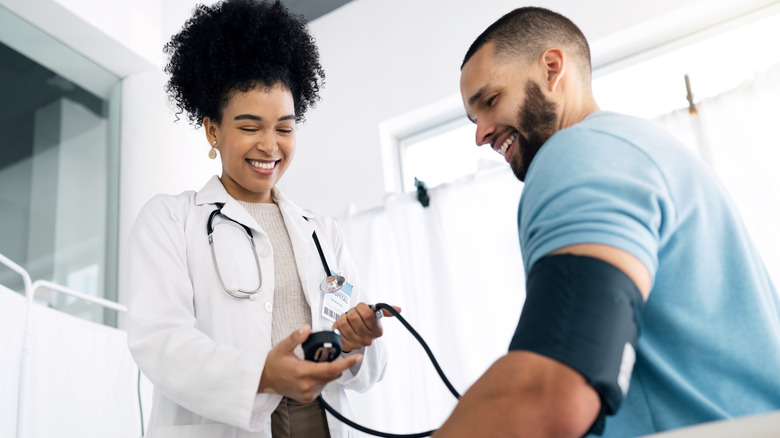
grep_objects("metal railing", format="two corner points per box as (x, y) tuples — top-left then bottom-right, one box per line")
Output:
(0, 252), (130, 438)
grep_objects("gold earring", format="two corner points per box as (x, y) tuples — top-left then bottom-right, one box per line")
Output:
(209, 140), (218, 159)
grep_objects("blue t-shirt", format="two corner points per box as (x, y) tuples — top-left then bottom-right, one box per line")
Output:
(518, 111), (780, 436)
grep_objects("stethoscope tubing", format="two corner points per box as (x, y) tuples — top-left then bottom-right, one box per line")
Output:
(318, 303), (460, 437)
(207, 204), (344, 299)
(207, 203), (263, 299)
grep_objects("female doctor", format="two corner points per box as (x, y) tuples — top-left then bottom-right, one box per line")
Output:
(124, 1), (397, 436)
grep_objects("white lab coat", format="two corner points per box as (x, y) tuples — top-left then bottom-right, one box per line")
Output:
(124, 176), (387, 437)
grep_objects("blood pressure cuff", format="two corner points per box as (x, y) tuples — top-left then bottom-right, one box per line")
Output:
(509, 254), (644, 435)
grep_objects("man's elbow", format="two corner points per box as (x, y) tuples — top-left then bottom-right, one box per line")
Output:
(499, 353), (602, 437)
(536, 397), (600, 438)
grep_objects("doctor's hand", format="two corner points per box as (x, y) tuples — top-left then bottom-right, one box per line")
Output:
(333, 302), (401, 353)
(257, 325), (362, 403)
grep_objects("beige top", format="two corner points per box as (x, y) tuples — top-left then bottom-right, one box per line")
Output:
(238, 201), (310, 357)
(238, 200), (363, 373)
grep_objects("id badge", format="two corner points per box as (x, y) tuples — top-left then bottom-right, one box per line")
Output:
(321, 270), (353, 322)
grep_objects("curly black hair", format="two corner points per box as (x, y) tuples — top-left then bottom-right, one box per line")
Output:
(164, 0), (325, 126)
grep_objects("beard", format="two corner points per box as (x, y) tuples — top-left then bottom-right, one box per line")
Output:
(509, 81), (557, 182)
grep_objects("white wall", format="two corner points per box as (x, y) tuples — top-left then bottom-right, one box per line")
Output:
(118, 71), (222, 260)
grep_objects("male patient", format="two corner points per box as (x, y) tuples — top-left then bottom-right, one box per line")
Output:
(435, 6), (780, 437)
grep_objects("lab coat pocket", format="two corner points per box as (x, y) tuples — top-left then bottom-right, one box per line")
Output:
(209, 217), (263, 294)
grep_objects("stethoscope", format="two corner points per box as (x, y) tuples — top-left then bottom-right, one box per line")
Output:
(207, 203), (459, 437)
(206, 203), (346, 299)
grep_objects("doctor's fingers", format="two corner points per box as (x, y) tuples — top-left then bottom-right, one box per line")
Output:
(311, 355), (361, 378)
(298, 356), (362, 386)
(346, 304), (385, 337)
(380, 305), (402, 317)
(274, 325), (312, 354)
(288, 384), (326, 404)
(268, 356), (360, 402)
(335, 315), (380, 351)
(339, 326), (382, 354)
(280, 375), (328, 403)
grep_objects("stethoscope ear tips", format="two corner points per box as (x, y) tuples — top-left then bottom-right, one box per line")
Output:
(228, 283), (256, 300)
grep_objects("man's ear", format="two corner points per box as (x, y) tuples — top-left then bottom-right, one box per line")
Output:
(541, 48), (565, 93)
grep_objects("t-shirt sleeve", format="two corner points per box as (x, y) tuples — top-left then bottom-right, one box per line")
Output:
(518, 127), (673, 280)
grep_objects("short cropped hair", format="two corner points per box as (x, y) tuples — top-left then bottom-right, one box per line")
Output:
(462, 7), (591, 81)
(164, 0), (325, 126)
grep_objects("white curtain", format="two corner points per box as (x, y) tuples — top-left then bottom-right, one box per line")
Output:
(0, 285), (25, 438)
(20, 301), (144, 437)
(0, 277), (151, 438)
(653, 63), (780, 288)
(340, 165), (526, 435)
(340, 63), (780, 436)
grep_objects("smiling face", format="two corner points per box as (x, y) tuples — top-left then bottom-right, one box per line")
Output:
(460, 43), (559, 181)
(204, 83), (296, 203)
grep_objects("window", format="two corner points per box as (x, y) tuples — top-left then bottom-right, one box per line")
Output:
(592, 6), (780, 119)
(0, 6), (121, 326)
(396, 116), (503, 193)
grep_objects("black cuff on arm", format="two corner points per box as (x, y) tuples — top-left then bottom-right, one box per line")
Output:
(509, 254), (644, 435)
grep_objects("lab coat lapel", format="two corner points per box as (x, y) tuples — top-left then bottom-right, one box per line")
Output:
(194, 176), (263, 233)
(220, 201), (262, 233)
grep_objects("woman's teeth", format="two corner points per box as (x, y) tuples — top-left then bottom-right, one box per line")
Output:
(499, 132), (518, 156)
(249, 160), (275, 170)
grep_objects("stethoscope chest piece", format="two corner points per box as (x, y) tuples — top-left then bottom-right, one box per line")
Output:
(320, 274), (346, 293)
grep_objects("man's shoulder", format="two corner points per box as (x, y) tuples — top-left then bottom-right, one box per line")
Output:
(552, 112), (656, 146)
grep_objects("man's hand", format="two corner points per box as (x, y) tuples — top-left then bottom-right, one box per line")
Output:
(333, 302), (401, 352)
(258, 325), (362, 402)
